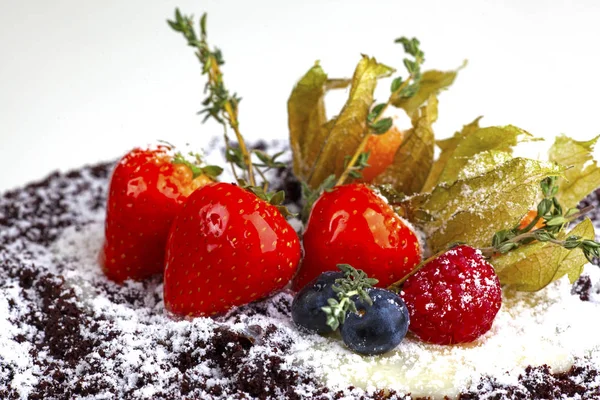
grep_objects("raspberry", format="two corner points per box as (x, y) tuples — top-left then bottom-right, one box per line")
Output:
(401, 245), (502, 345)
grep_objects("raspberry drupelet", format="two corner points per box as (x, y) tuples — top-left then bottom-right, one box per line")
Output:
(401, 245), (502, 345)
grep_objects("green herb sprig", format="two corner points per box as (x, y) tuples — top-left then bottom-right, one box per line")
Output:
(480, 176), (600, 261)
(321, 264), (379, 330)
(168, 9), (293, 202)
(367, 37), (425, 132)
(344, 152), (371, 180)
(168, 9), (255, 186)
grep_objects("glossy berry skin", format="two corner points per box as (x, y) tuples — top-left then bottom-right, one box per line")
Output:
(164, 182), (302, 317)
(340, 288), (409, 355)
(401, 245), (502, 345)
(100, 146), (212, 283)
(291, 271), (344, 334)
(292, 183), (421, 291)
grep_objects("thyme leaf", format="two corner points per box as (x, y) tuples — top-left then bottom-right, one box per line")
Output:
(321, 264), (378, 331)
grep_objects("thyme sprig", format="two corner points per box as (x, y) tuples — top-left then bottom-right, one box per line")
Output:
(344, 152), (371, 180)
(336, 37), (425, 186)
(368, 37), (425, 129)
(479, 176), (600, 262)
(169, 9), (294, 204)
(322, 264), (379, 330)
(168, 9), (255, 186)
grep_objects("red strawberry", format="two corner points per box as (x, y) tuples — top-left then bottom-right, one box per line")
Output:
(292, 183), (421, 291)
(401, 245), (502, 345)
(100, 146), (213, 282)
(164, 182), (302, 317)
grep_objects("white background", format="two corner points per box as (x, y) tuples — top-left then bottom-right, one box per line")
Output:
(1, 0), (599, 191)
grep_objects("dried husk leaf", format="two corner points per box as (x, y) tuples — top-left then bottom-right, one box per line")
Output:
(457, 150), (513, 181)
(549, 135), (600, 209)
(373, 95), (437, 195)
(422, 116), (482, 192)
(438, 125), (535, 185)
(408, 158), (565, 253)
(307, 56), (394, 188)
(287, 63), (351, 181)
(492, 218), (595, 291)
(392, 69), (459, 117)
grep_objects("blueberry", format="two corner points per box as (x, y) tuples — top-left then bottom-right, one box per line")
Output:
(291, 271), (344, 334)
(340, 288), (409, 355)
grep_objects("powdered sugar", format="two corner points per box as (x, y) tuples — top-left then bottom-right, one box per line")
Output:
(0, 287), (39, 398)
(290, 269), (600, 398)
(2, 163), (600, 399)
(0, 165), (324, 399)
(55, 197), (600, 398)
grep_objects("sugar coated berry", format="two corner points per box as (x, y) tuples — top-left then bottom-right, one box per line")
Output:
(340, 288), (410, 355)
(401, 245), (502, 345)
(292, 271), (344, 334)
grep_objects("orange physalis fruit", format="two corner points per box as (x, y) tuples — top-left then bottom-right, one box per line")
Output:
(361, 126), (403, 182)
(518, 210), (546, 231)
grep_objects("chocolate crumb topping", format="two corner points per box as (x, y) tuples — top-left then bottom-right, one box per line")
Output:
(572, 275), (593, 301)
(1, 161), (600, 399)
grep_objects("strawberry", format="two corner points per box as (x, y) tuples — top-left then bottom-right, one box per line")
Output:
(361, 126), (403, 182)
(292, 183), (421, 291)
(163, 182), (302, 317)
(100, 146), (214, 282)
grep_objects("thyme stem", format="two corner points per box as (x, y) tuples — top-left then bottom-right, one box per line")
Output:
(170, 10), (255, 187)
(223, 102), (255, 186)
(222, 126), (239, 183)
(255, 165), (269, 192)
(204, 44), (255, 186)
(479, 204), (595, 258)
(335, 135), (370, 186)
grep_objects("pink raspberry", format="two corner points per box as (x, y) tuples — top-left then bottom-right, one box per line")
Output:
(401, 245), (502, 345)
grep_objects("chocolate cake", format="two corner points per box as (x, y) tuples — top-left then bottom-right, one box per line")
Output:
(1, 161), (600, 399)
